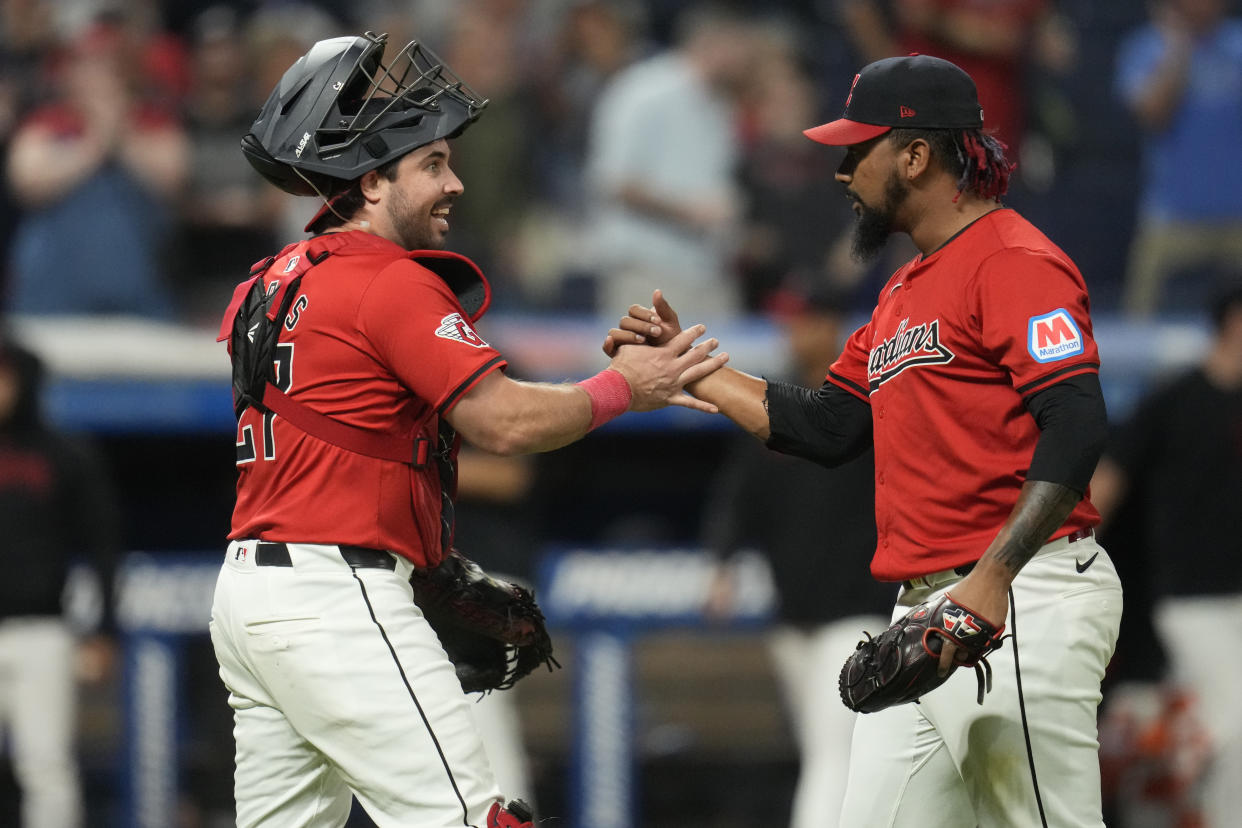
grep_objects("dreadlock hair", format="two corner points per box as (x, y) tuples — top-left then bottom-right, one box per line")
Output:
(887, 128), (1014, 202)
(305, 156), (403, 234)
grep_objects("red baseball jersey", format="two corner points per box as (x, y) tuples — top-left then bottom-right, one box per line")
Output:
(827, 209), (1100, 581)
(220, 231), (506, 567)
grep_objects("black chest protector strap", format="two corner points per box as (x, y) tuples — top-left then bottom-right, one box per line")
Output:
(224, 251), (431, 467)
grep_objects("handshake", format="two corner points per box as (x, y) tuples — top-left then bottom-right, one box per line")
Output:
(597, 289), (728, 415)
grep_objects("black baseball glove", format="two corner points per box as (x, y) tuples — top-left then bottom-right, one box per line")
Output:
(410, 550), (559, 694)
(839, 592), (1006, 713)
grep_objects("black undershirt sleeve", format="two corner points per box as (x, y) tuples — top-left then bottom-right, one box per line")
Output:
(1024, 372), (1109, 494)
(766, 373), (1104, 487)
(763, 379), (873, 468)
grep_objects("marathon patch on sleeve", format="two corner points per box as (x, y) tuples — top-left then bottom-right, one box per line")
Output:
(1027, 309), (1083, 363)
(435, 312), (488, 348)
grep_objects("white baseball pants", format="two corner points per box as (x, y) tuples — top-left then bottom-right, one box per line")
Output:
(839, 535), (1123, 828)
(0, 618), (82, 828)
(769, 615), (889, 828)
(1154, 593), (1242, 828)
(210, 541), (503, 828)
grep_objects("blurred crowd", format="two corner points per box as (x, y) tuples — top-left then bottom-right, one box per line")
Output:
(1, 0), (1241, 827)
(0, 0), (1237, 325)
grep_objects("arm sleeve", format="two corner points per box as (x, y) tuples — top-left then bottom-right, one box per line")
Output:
(764, 380), (874, 468)
(1024, 372), (1109, 494)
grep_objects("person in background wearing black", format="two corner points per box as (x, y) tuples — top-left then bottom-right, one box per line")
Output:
(1091, 276), (1242, 827)
(699, 285), (892, 828)
(0, 332), (118, 828)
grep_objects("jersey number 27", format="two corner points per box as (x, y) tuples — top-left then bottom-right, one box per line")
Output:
(235, 342), (294, 465)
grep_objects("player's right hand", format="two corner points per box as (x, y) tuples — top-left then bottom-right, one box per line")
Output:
(608, 323), (727, 414)
(602, 289), (684, 357)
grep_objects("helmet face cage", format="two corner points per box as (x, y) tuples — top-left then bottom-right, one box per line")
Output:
(315, 31), (488, 159)
(242, 30), (488, 197)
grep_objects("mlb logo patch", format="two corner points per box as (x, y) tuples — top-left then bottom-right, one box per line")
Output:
(1027, 309), (1083, 363)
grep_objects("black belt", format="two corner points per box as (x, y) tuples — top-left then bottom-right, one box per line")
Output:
(255, 542), (396, 571)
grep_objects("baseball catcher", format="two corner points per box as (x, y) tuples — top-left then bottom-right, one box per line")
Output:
(839, 592), (1006, 713)
(410, 550), (559, 693)
(210, 25), (727, 828)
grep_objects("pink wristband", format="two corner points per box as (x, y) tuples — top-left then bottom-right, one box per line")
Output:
(576, 368), (632, 430)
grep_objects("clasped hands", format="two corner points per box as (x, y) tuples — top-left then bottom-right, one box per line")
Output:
(602, 289), (721, 413)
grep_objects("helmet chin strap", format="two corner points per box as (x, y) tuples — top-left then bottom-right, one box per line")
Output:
(294, 166), (351, 225)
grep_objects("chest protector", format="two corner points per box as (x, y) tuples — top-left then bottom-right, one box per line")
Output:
(217, 240), (492, 558)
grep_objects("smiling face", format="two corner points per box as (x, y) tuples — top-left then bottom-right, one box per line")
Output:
(380, 139), (464, 250)
(836, 135), (910, 262)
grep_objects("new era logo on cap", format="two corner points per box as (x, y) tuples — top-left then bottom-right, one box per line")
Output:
(803, 54), (984, 147)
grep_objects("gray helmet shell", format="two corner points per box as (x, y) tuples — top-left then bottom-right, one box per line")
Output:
(242, 31), (487, 197)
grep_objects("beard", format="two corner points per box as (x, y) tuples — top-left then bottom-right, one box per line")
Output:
(387, 188), (446, 251)
(850, 172), (909, 263)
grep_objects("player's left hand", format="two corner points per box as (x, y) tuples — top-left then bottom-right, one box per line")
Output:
(839, 590), (1006, 712)
(934, 570), (1009, 677)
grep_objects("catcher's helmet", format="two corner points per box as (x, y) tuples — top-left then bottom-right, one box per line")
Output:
(241, 31), (487, 197)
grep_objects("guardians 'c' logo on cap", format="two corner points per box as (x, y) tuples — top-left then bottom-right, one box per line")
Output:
(845, 73), (861, 108)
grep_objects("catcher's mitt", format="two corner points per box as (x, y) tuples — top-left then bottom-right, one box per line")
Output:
(410, 551), (559, 693)
(839, 592), (1006, 713)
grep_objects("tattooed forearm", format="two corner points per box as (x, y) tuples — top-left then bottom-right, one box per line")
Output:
(985, 480), (1084, 577)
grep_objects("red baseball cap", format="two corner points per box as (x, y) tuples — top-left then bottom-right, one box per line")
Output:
(804, 54), (984, 147)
